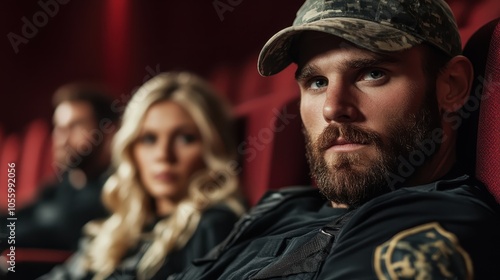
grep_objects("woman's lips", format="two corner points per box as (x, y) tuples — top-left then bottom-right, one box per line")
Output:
(153, 171), (178, 182)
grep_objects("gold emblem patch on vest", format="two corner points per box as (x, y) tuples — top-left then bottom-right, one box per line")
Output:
(374, 222), (473, 279)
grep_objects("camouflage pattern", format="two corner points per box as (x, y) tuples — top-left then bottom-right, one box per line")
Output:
(258, 0), (462, 76)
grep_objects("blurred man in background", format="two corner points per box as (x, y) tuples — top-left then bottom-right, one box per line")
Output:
(1, 83), (119, 278)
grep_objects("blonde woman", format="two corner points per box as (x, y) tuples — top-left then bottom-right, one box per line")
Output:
(40, 72), (246, 280)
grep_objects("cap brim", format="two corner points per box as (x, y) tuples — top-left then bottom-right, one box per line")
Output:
(258, 18), (423, 76)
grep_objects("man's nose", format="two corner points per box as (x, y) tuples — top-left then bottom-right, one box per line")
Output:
(52, 127), (69, 146)
(323, 81), (360, 124)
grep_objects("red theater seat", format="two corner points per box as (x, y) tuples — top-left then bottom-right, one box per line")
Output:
(461, 18), (500, 202)
(472, 19), (500, 202)
(233, 66), (311, 206)
(0, 134), (21, 212)
(17, 119), (52, 209)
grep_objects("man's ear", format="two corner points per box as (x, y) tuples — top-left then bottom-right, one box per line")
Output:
(436, 55), (474, 113)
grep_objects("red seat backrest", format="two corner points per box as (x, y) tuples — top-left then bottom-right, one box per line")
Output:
(17, 119), (52, 208)
(462, 18), (500, 203)
(233, 66), (311, 205)
(475, 19), (500, 203)
(0, 134), (21, 212)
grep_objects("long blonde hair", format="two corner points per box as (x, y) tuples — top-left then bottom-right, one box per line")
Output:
(85, 72), (245, 279)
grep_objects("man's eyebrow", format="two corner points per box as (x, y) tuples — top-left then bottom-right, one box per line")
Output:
(295, 53), (400, 81)
(295, 64), (320, 81)
(343, 55), (399, 69)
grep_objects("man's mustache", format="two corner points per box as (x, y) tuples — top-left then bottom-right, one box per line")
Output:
(316, 124), (383, 152)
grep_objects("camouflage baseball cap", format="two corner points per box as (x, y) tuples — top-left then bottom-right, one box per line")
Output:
(258, 0), (462, 76)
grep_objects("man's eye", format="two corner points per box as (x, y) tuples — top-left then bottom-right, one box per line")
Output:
(309, 78), (328, 89)
(138, 133), (156, 144)
(361, 70), (386, 81)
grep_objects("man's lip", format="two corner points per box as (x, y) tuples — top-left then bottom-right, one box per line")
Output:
(327, 143), (366, 152)
(325, 138), (367, 152)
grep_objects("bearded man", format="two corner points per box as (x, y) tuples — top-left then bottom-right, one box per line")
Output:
(171, 0), (500, 279)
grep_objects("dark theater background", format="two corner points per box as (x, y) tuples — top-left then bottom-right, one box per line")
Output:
(0, 0), (499, 215)
(1, 0), (305, 132)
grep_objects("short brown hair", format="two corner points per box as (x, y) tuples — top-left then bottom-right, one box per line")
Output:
(52, 83), (119, 123)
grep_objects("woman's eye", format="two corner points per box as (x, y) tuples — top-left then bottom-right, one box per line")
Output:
(138, 133), (156, 144)
(178, 134), (197, 144)
(361, 70), (386, 81)
(309, 78), (328, 90)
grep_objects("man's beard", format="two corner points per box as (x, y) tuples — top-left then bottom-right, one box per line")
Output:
(304, 93), (441, 208)
(54, 141), (104, 176)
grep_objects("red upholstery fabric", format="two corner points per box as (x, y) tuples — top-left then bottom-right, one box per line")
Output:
(234, 66), (310, 205)
(1, 248), (72, 263)
(0, 134), (21, 211)
(447, 0), (500, 45)
(476, 20), (500, 203)
(0, 120), (54, 212)
(17, 120), (51, 208)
